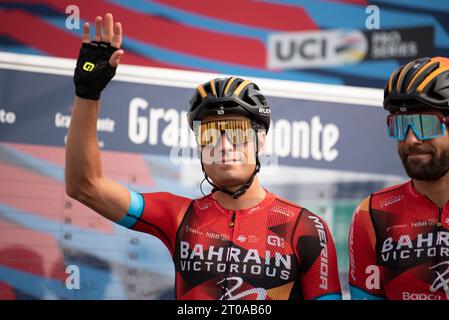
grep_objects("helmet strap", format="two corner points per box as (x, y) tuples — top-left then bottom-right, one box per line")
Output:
(199, 136), (260, 199)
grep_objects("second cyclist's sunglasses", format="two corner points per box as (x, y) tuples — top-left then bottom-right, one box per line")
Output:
(387, 112), (449, 141)
(195, 119), (259, 147)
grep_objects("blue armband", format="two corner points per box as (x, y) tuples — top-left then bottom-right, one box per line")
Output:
(117, 190), (144, 228)
(350, 285), (385, 300)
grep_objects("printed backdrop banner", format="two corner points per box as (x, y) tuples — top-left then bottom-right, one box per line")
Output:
(0, 68), (404, 176)
(0, 59), (408, 300)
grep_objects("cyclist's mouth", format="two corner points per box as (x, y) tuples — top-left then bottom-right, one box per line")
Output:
(221, 158), (244, 164)
(407, 153), (431, 162)
(220, 152), (244, 164)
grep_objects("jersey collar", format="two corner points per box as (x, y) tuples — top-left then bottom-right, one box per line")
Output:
(406, 179), (449, 210)
(211, 189), (276, 217)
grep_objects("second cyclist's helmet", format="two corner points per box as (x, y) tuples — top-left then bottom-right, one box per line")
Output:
(384, 57), (449, 113)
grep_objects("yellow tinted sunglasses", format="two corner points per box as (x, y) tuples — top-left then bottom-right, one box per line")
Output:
(195, 119), (257, 147)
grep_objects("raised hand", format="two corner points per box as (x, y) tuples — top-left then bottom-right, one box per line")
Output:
(74, 13), (124, 100)
(83, 13), (124, 67)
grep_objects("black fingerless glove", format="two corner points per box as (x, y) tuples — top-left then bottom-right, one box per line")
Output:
(74, 41), (118, 100)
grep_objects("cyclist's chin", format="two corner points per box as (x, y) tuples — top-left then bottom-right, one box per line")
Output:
(205, 164), (253, 187)
(207, 162), (246, 171)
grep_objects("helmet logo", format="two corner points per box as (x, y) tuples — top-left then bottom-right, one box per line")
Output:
(217, 110), (224, 115)
(259, 107), (271, 115)
(400, 107), (407, 112)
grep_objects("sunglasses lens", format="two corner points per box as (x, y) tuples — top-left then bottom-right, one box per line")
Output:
(421, 114), (442, 138)
(387, 113), (444, 140)
(196, 122), (220, 147)
(196, 120), (256, 147)
(387, 116), (399, 138)
(225, 120), (255, 145)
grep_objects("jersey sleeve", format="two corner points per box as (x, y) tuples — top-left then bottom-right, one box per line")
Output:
(116, 190), (192, 256)
(294, 209), (342, 300)
(348, 196), (385, 300)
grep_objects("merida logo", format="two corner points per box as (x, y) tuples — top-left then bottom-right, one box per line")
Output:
(308, 215), (329, 290)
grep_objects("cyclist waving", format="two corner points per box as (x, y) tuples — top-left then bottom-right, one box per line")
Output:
(65, 13), (342, 300)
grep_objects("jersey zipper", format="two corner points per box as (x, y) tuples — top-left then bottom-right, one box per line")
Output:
(436, 207), (443, 267)
(222, 210), (236, 298)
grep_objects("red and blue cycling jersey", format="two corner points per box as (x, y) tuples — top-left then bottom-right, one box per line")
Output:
(118, 190), (342, 300)
(349, 180), (449, 300)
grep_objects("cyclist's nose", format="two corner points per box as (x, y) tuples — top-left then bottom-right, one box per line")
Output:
(403, 126), (423, 145)
(220, 132), (235, 152)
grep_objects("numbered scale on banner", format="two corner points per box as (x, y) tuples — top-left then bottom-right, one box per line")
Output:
(0, 145), (174, 300)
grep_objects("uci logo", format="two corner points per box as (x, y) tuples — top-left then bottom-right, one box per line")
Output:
(83, 62), (95, 72)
